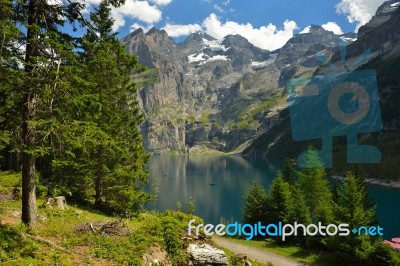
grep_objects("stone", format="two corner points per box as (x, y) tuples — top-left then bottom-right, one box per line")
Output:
(187, 243), (228, 265)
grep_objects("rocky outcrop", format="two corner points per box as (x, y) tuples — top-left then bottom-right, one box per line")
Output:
(244, 0), (400, 165)
(187, 243), (228, 265)
(340, 0), (400, 61)
(121, 21), (356, 153)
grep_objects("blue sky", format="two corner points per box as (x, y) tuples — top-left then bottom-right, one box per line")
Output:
(84, 0), (388, 50)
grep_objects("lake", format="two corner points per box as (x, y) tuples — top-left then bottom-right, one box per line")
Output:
(145, 155), (400, 240)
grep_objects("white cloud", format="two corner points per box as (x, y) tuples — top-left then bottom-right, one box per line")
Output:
(162, 23), (203, 37)
(110, 0), (162, 31)
(84, 0), (171, 31)
(336, 0), (386, 30)
(149, 0), (172, 5)
(321, 22), (343, 35)
(202, 13), (298, 51)
(222, 0), (230, 6)
(214, 4), (225, 13)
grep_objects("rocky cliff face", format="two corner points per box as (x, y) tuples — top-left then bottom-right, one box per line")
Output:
(121, 23), (356, 153)
(243, 1), (400, 177)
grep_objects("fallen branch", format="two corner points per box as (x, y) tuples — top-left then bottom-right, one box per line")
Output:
(24, 233), (71, 254)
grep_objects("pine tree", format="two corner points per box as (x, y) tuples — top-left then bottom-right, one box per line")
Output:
(12, 0), (142, 227)
(0, 0), (22, 168)
(282, 158), (295, 184)
(298, 150), (333, 225)
(286, 184), (311, 225)
(329, 171), (379, 263)
(50, 2), (149, 215)
(242, 181), (268, 225)
(266, 173), (291, 224)
(335, 171), (376, 230)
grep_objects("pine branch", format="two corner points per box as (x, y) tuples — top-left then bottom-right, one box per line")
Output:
(64, 0), (104, 42)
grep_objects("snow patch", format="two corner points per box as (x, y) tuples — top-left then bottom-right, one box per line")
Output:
(198, 55), (229, 65)
(188, 53), (206, 63)
(202, 38), (229, 52)
(251, 53), (278, 69)
(299, 26), (311, 34)
(340, 36), (357, 42)
(391, 2), (400, 7)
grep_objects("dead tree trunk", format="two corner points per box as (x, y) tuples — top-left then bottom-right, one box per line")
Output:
(46, 196), (67, 209)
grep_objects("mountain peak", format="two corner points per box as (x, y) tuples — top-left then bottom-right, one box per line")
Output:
(184, 31), (215, 43)
(121, 28), (144, 42)
(146, 27), (169, 36)
(222, 34), (255, 49)
(299, 25), (326, 34)
(358, 0), (400, 37)
(376, 0), (400, 16)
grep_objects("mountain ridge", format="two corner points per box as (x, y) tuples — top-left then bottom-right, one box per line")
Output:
(121, 1), (398, 157)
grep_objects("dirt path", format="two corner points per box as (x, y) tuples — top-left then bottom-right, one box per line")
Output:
(212, 236), (302, 266)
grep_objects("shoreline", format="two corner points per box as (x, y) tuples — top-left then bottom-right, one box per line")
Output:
(331, 175), (400, 189)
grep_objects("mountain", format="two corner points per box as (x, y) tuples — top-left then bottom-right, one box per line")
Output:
(244, 0), (400, 178)
(121, 23), (357, 154)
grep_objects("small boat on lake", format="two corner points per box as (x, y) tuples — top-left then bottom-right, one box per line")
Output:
(209, 182), (216, 186)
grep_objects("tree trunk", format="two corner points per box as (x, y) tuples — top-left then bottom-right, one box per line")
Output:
(94, 148), (104, 208)
(95, 176), (103, 208)
(21, 0), (39, 228)
(21, 149), (37, 227)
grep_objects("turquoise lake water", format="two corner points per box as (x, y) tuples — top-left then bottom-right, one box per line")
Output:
(145, 155), (400, 240)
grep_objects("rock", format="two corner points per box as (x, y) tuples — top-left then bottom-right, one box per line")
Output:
(187, 243), (228, 265)
(121, 24), (346, 154)
(142, 243), (172, 266)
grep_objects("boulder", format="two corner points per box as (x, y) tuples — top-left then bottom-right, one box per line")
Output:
(187, 243), (228, 265)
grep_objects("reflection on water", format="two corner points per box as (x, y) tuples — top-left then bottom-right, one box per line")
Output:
(145, 155), (279, 224)
(145, 155), (400, 239)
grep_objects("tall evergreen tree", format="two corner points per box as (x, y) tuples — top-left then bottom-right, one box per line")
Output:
(266, 173), (291, 224)
(329, 171), (379, 263)
(50, 2), (149, 215)
(335, 171), (376, 229)
(298, 150), (333, 224)
(242, 181), (268, 225)
(11, 0), (142, 227)
(0, 0), (22, 169)
(286, 184), (311, 225)
(282, 158), (296, 184)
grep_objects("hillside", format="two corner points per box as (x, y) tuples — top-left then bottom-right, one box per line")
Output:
(122, 24), (354, 154)
(243, 0), (400, 178)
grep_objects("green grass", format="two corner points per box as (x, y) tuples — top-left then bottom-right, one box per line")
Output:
(0, 171), (207, 265)
(0, 202), (204, 265)
(0, 171), (21, 191)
